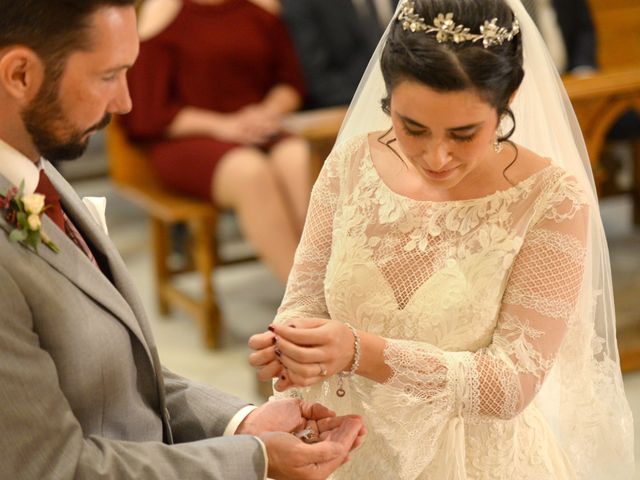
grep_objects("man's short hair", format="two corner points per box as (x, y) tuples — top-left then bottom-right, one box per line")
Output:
(0, 0), (136, 77)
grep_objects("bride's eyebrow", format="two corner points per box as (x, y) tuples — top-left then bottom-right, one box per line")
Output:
(398, 114), (483, 132)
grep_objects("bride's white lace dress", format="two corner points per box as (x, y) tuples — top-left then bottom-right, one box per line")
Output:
(274, 134), (630, 479)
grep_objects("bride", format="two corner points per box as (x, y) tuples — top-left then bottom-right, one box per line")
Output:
(249, 0), (635, 478)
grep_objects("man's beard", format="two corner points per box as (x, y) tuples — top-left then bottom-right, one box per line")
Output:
(21, 75), (111, 162)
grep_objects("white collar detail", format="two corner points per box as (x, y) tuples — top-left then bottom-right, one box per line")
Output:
(0, 139), (40, 194)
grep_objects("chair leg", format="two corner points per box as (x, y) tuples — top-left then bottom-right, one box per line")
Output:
(151, 217), (171, 315)
(191, 216), (221, 348)
(633, 140), (640, 226)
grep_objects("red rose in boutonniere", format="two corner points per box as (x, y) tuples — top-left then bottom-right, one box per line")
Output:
(0, 181), (59, 253)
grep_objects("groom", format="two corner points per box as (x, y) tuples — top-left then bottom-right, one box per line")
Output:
(0, 1), (363, 479)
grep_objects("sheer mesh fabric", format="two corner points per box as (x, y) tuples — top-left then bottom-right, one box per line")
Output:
(274, 135), (598, 479)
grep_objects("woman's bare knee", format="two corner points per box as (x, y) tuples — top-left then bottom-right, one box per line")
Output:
(212, 147), (274, 206)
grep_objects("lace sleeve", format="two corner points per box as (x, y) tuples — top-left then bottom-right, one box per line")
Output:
(367, 177), (589, 475)
(273, 141), (345, 324)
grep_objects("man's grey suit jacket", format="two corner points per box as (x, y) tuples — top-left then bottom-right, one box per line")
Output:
(0, 163), (265, 479)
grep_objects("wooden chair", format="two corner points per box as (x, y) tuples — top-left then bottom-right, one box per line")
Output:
(565, 0), (640, 224)
(282, 106), (349, 184)
(570, 0), (640, 371)
(106, 118), (223, 348)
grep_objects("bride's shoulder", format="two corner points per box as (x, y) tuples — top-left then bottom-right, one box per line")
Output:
(512, 144), (589, 204)
(507, 144), (552, 182)
(329, 133), (370, 161)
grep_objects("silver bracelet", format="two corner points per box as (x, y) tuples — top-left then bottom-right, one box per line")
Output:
(337, 323), (361, 397)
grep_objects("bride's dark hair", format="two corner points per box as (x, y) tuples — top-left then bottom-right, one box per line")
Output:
(380, 0), (524, 142)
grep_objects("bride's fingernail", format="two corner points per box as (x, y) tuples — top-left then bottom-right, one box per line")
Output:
(272, 337), (277, 344)
(268, 325), (275, 332)
(289, 325), (296, 328)
(274, 349), (282, 357)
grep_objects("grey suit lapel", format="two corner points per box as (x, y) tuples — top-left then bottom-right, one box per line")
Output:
(0, 169), (157, 372)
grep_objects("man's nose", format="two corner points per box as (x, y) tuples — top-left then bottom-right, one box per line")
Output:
(109, 77), (133, 115)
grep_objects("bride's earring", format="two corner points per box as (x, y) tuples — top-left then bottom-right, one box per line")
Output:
(493, 135), (504, 154)
(493, 115), (506, 153)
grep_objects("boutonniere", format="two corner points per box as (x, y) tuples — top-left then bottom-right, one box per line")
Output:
(0, 181), (59, 253)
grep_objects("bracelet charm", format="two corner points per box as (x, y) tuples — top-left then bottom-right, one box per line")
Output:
(336, 323), (361, 397)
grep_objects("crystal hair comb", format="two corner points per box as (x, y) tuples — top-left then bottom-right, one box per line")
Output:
(397, 0), (520, 48)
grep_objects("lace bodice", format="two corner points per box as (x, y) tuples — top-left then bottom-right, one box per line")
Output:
(273, 134), (631, 479)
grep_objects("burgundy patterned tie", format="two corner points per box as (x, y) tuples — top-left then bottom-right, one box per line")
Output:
(35, 170), (65, 231)
(35, 170), (99, 266)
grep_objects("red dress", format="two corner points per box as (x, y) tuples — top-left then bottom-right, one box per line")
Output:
(121, 0), (306, 199)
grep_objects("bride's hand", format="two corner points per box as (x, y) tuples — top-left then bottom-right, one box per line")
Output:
(270, 319), (356, 389)
(248, 330), (285, 382)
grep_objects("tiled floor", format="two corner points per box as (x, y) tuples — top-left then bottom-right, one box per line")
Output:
(70, 168), (640, 476)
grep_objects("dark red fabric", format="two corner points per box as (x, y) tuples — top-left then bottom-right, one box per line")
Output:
(121, 0), (306, 200)
(35, 170), (65, 231)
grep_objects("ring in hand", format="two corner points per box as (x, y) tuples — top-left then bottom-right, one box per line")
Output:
(294, 427), (320, 444)
(318, 363), (328, 376)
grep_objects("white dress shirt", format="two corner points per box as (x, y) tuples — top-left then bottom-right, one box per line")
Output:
(0, 138), (40, 194)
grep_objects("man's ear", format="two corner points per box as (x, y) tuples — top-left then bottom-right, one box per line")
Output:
(0, 47), (45, 104)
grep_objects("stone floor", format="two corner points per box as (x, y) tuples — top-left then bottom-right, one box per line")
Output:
(66, 140), (640, 476)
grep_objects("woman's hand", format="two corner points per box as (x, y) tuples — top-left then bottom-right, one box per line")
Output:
(214, 111), (274, 145)
(269, 319), (356, 389)
(248, 329), (285, 382)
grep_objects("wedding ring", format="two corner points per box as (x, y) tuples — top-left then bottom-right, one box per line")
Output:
(318, 363), (328, 376)
(294, 427), (320, 444)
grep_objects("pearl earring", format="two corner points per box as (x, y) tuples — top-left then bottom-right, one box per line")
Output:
(493, 115), (506, 153)
(493, 136), (504, 153)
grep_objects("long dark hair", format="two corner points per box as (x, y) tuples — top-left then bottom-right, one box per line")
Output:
(380, 0), (524, 142)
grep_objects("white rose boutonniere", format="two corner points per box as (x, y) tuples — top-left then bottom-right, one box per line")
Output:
(0, 181), (59, 253)
(22, 193), (45, 216)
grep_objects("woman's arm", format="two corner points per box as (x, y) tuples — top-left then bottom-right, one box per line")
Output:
(260, 84), (302, 117)
(248, 137), (348, 382)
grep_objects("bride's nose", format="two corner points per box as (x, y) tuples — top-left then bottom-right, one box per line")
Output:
(423, 139), (451, 170)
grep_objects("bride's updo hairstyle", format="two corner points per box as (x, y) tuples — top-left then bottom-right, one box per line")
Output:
(381, 0), (524, 141)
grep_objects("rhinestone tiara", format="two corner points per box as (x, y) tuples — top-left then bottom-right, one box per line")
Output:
(397, 0), (520, 48)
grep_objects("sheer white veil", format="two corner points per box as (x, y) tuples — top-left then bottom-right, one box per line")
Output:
(335, 1), (634, 477)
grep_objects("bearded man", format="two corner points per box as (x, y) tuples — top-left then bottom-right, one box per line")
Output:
(0, 1), (363, 479)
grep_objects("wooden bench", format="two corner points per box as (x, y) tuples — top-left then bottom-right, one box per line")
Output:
(283, 106), (349, 183)
(106, 118), (224, 348)
(576, 0), (640, 371)
(563, 0), (640, 220)
(563, 69), (640, 215)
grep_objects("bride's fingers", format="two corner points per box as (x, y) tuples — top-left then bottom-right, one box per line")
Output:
(280, 357), (330, 383)
(256, 359), (283, 382)
(248, 331), (276, 350)
(272, 321), (328, 345)
(274, 374), (293, 392)
(280, 318), (327, 329)
(275, 336), (325, 363)
(248, 345), (278, 367)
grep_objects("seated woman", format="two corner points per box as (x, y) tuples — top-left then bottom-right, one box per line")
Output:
(121, 0), (309, 283)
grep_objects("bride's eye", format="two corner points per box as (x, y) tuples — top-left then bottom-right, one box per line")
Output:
(402, 125), (426, 137)
(451, 133), (475, 143)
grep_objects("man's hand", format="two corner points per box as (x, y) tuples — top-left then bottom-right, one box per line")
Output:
(261, 416), (364, 480)
(236, 398), (336, 436)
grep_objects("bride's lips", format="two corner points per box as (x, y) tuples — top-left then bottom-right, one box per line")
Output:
(421, 165), (459, 180)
